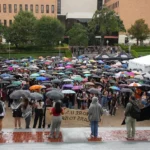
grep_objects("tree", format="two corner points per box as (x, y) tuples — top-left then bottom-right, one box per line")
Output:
(67, 23), (88, 46)
(88, 7), (125, 52)
(128, 19), (150, 45)
(4, 11), (36, 47)
(34, 16), (65, 46)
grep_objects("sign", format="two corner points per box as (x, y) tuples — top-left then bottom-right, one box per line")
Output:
(46, 108), (90, 127)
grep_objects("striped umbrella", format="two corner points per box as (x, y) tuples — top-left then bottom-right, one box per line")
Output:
(129, 82), (141, 87)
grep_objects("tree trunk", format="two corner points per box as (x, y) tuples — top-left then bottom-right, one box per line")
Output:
(136, 39), (139, 45)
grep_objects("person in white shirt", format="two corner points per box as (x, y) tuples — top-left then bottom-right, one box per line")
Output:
(33, 100), (44, 128)
(0, 100), (5, 134)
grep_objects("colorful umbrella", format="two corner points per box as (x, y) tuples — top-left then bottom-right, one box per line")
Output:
(109, 86), (120, 91)
(129, 82), (141, 87)
(62, 90), (75, 94)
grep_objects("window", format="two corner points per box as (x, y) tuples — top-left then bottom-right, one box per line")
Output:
(3, 4), (6, 13)
(30, 4), (33, 12)
(51, 5), (54, 13)
(57, 0), (61, 14)
(9, 20), (12, 26)
(4, 20), (7, 26)
(35, 5), (39, 13)
(25, 4), (28, 11)
(9, 4), (12, 13)
(14, 4), (17, 13)
(41, 5), (44, 13)
(46, 5), (49, 13)
(19, 4), (22, 11)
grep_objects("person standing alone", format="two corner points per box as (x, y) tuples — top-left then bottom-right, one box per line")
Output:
(88, 97), (103, 138)
(125, 96), (140, 140)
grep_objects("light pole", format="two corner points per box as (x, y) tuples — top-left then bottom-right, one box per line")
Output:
(106, 40), (109, 46)
(59, 41), (61, 58)
(8, 42), (11, 59)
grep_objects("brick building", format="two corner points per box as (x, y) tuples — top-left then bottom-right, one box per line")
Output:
(104, 0), (150, 44)
(0, 0), (57, 26)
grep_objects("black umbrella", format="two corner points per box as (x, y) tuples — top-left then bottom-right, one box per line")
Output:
(120, 88), (133, 93)
(88, 88), (101, 95)
(51, 79), (61, 84)
(127, 79), (138, 83)
(46, 90), (64, 101)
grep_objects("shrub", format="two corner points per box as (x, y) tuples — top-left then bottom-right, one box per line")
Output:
(65, 49), (72, 58)
(131, 49), (138, 58)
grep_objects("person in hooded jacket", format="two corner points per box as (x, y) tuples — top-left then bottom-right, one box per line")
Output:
(88, 97), (103, 138)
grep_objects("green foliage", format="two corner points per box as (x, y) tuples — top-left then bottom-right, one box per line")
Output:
(4, 11), (36, 47)
(64, 49), (72, 58)
(35, 16), (65, 46)
(131, 50), (138, 58)
(88, 7), (125, 38)
(128, 19), (150, 45)
(67, 23), (88, 46)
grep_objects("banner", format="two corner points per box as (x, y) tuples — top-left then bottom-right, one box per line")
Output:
(46, 107), (90, 127)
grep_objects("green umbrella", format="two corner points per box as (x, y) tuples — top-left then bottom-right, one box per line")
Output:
(12, 81), (22, 86)
(30, 73), (40, 78)
(84, 74), (91, 77)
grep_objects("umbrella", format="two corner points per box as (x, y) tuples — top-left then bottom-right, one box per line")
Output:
(62, 84), (73, 89)
(120, 88), (133, 93)
(119, 84), (129, 87)
(36, 76), (47, 81)
(0, 80), (10, 84)
(46, 90), (64, 101)
(31, 92), (43, 100)
(39, 70), (46, 73)
(72, 86), (83, 90)
(63, 79), (73, 82)
(109, 86), (120, 91)
(134, 75), (144, 80)
(71, 76), (83, 82)
(12, 81), (22, 86)
(7, 84), (20, 89)
(29, 85), (45, 91)
(126, 79), (138, 83)
(51, 79), (61, 84)
(30, 73), (40, 78)
(109, 80), (116, 84)
(97, 60), (104, 64)
(129, 82), (141, 87)
(62, 90), (76, 94)
(10, 90), (31, 100)
(88, 88), (101, 94)
(85, 82), (95, 86)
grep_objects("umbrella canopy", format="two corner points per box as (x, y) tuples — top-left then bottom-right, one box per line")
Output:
(62, 84), (73, 89)
(29, 85), (44, 91)
(129, 82), (141, 87)
(85, 82), (95, 86)
(120, 88), (133, 93)
(46, 90), (64, 101)
(62, 90), (76, 94)
(63, 79), (73, 82)
(88, 88), (101, 94)
(72, 86), (83, 90)
(10, 90), (31, 100)
(109, 86), (120, 91)
(31, 92), (43, 100)
(51, 79), (61, 84)
(36, 76), (47, 81)
(30, 73), (40, 78)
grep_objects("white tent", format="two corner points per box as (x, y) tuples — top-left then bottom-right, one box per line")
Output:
(128, 55), (150, 72)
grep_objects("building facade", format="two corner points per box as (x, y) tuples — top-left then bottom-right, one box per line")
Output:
(0, 0), (57, 26)
(104, 0), (150, 44)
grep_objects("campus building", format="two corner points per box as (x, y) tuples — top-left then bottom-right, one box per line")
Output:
(0, 0), (57, 26)
(104, 0), (150, 44)
(57, 0), (103, 29)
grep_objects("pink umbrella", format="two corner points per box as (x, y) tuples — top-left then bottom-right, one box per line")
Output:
(83, 78), (88, 82)
(8, 67), (13, 71)
(125, 72), (134, 76)
(72, 86), (83, 90)
(65, 65), (73, 69)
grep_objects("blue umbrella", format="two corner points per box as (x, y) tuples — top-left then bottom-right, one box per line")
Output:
(122, 64), (128, 68)
(98, 60), (104, 64)
(0, 73), (12, 78)
(36, 76), (47, 81)
(109, 86), (120, 91)
(78, 55), (85, 59)
(104, 65), (111, 69)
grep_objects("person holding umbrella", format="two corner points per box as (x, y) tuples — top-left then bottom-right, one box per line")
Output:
(0, 99), (5, 134)
(48, 101), (64, 138)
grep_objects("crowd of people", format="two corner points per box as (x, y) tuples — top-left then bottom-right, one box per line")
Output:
(0, 55), (149, 139)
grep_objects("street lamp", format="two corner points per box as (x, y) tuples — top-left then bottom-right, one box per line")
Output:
(59, 41), (61, 58)
(106, 40), (109, 46)
(8, 42), (11, 59)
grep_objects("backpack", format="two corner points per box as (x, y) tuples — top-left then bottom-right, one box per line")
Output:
(0, 102), (3, 114)
(130, 102), (141, 120)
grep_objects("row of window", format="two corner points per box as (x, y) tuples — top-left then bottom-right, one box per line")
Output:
(0, 20), (12, 26)
(108, 1), (119, 10)
(0, 4), (55, 14)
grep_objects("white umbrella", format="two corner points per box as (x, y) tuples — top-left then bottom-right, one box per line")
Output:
(62, 90), (76, 94)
